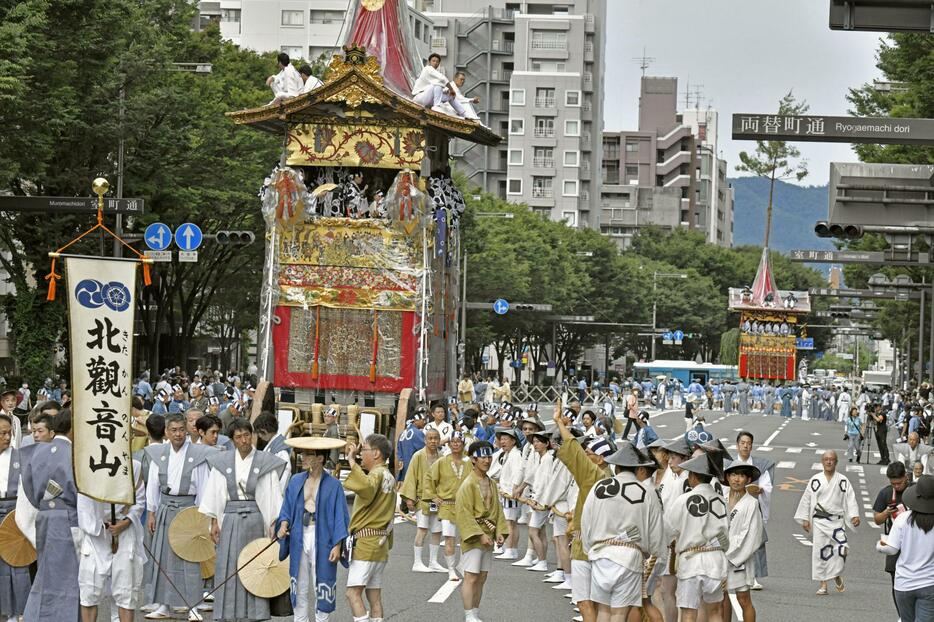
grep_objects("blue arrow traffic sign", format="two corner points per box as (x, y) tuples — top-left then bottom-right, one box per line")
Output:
(144, 222), (172, 251)
(673, 330), (684, 342)
(493, 299), (509, 315)
(175, 223), (203, 251)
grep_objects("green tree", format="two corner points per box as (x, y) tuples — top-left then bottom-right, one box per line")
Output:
(719, 328), (739, 365)
(735, 91), (809, 248)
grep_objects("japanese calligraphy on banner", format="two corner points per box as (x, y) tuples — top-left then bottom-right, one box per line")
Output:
(66, 257), (136, 505)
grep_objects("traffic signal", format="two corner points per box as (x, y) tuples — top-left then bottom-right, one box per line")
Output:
(215, 230), (256, 245)
(511, 304), (551, 311)
(814, 221), (863, 240)
(829, 311), (850, 318)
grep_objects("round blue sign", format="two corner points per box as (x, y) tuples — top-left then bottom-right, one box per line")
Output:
(493, 299), (509, 315)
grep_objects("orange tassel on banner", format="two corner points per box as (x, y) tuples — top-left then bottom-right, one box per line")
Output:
(311, 306), (321, 380)
(370, 310), (379, 383)
(46, 276), (57, 301)
(142, 263), (152, 286)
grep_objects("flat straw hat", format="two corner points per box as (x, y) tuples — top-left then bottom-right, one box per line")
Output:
(285, 436), (347, 451)
(0, 511), (36, 567)
(169, 506), (215, 563)
(238, 537), (290, 597)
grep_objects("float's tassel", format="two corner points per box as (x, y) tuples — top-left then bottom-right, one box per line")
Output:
(142, 262), (152, 286)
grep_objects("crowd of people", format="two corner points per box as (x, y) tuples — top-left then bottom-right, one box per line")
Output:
(2, 367), (934, 622)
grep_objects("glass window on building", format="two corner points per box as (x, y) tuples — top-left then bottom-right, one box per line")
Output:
(533, 147), (554, 167)
(508, 149), (524, 166)
(563, 180), (579, 197)
(507, 179), (523, 195)
(281, 46), (303, 59)
(221, 9), (240, 22)
(282, 10), (304, 26)
(625, 165), (638, 182)
(564, 119), (580, 136)
(565, 90), (581, 106)
(309, 10), (344, 23)
(563, 151), (579, 167)
(535, 88), (555, 107)
(530, 61), (567, 72)
(509, 118), (525, 134)
(510, 89), (525, 105)
(625, 140), (639, 153)
(535, 117), (555, 138)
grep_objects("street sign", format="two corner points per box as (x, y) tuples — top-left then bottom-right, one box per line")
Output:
(544, 315), (596, 322)
(0, 196), (145, 214)
(178, 251), (198, 263)
(144, 250), (172, 262)
(808, 287), (921, 300)
(662, 331), (673, 345)
(493, 299), (509, 315)
(174, 223), (203, 251)
(733, 114), (934, 145)
(829, 0), (934, 33)
(673, 330), (684, 345)
(789, 249), (887, 263)
(144, 223), (172, 251)
(796, 337), (815, 350)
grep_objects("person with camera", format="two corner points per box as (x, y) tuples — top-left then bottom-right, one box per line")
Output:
(876, 475), (934, 622)
(869, 403), (892, 465)
(844, 407), (864, 463)
(872, 461), (912, 616)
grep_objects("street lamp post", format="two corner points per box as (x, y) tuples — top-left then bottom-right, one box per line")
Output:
(651, 271), (687, 361)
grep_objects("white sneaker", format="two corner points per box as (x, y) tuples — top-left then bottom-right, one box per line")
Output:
(544, 571), (565, 583)
(140, 604), (159, 613)
(527, 560), (549, 572)
(511, 553), (537, 567)
(573, 615), (583, 620)
(412, 560), (433, 573)
(496, 548), (519, 561)
(188, 609), (203, 622)
(144, 606), (171, 620)
(196, 603), (212, 612)
(751, 579), (763, 590)
(493, 545), (503, 556)
(202, 592), (214, 603)
(552, 579), (572, 590)
(427, 561), (447, 573)
(563, 592), (573, 599)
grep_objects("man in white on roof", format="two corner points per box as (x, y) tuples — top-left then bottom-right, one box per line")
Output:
(435, 72), (480, 121)
(412, 53), (466, 118)
(298, 64), (323, 94)
(266, 52), (303, 104)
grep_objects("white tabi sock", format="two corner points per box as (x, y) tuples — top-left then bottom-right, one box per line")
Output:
(445, 553), (457, 570)
(352, 616), (369, 622)
(429, 543), (440, 564)
(414, 545), (424, 563)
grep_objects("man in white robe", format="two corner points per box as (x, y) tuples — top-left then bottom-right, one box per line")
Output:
(733, 431), (773, 589)
(580, 443), (664, 621)
(488, 427), (524, 559)
(77, 459), (147, 622)
(435, 72), (481, 121)
(722, 462), (764, 622)
(664, 452), (729, 622)
(266, 53), (303, 104)
(794, 450), (860, 595)
(298, 64), (323, 94)
(411, 53), (465, 117)
(199, 419), (285, 622)
(534, 434), (573, 588)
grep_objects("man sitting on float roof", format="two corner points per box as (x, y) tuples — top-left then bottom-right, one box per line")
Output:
(412, 53), (466, 118)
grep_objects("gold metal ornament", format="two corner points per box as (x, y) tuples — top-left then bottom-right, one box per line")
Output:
(362, 0), (386, 10)
(92, 177), (110, 196)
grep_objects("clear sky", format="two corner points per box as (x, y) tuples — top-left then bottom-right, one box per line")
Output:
(606, 0), (885, 185)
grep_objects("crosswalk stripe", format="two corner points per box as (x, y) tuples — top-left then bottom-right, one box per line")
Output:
(427, 579), (461, 603)
(777, 461), (796, 469)
(785, 447), (802, 453)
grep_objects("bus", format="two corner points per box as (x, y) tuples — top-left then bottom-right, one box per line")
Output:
(632, 360), (739, 385)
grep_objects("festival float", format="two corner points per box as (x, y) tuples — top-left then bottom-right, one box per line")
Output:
(728, 248), (811, 381)
(226, 0), (499, 433)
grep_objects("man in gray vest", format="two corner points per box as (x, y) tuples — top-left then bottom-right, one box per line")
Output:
(721, 381), (735, 414)
(762, 382), (776, 416)
(0, 413), (29, 620)
(144, 412), (213, 621)
(737, 380), (750, 415)
(15, 409), (80, 622)
(199, 418), (286, 622)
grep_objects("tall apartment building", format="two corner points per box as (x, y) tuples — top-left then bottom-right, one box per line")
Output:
(197, 1), (434, 63)
(423, 0), (606, 228)
(600, 76), (734, 249)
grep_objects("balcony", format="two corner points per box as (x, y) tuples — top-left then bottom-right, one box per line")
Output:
(583, 41), (594, 62)
(531, 39), (568, 50)
(430, 37), (447, 55)
(584, 14), (595, 32)
(491, 39), (515, 53)
(583, 72), (593, 91)
(532, 157), (555, 168)
(534, 97), (556, 108)
(532, 187), (554, 198)
(490, 69), (513, 83)
(603, 147), (620, 160)
(580, 190), (590, 202)
(534, 127), (556, 138)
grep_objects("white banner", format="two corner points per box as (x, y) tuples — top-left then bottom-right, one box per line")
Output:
(66, 257), (136, 504)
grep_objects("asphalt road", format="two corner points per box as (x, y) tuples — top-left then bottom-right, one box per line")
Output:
(120, 405), (899, 622)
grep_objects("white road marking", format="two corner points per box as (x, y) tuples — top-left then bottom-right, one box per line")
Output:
(806, 442), (818, 447)
(811, 432), (822, 436)
(728, 592), (744, 621)
(758, 447), (773, 452)
(427, 579), (461, 603)
(792, 533), (813, 547)
(811, 463), (822, 470)
(777, 461), (796, 469)
(786, 447), (802, 453)
(762, 428), (782, 447)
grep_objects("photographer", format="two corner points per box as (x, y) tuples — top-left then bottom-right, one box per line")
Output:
(873, 462), (912, 616)
(869, 403), (891, 466)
